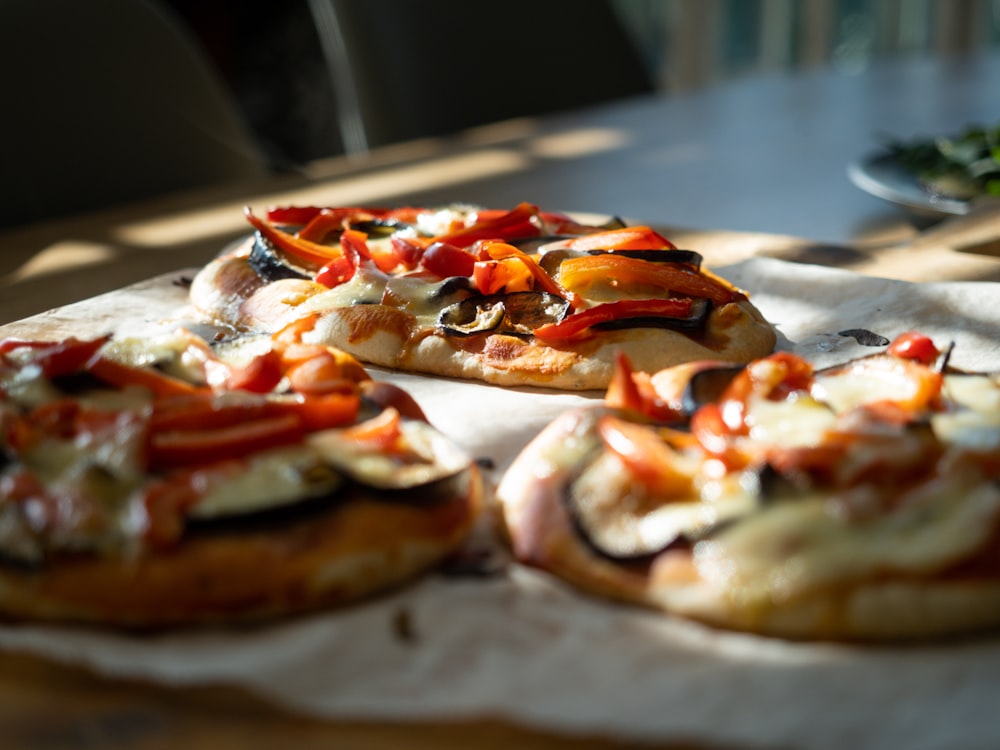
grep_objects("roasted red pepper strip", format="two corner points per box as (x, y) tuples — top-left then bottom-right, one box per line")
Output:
(266, 205), (421, 227)
(289, 392), (362, 431)
(151, 395), (282, 432)
(604, 352), (682, 423)
(339, 407), (404, 451)
(557, 254), (741, 306)
(149, 413), (307, 470)
(419, 241), (477, 278)
(0, 335), (112, 378)
(86, 356), (202, 397)
(598, 414), (693, 497)
(297, 208), (369, 242)
(711, 351), (815, 434)
(435, 202), (542, 247)
(565, 225), (676, 251)
(533, 298), (696, 341)
(245, 207), (343, 266)
(266, 205), (327, 226)
(538, 211), (610, 235)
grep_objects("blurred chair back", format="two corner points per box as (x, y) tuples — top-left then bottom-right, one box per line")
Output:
(1, 0), (267, 229)
(308, 0), (655, 155)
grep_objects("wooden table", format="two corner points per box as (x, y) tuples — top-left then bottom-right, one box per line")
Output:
(1, 52), (999, 749)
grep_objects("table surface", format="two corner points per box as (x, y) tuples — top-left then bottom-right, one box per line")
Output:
(1, 52), (1000, 749)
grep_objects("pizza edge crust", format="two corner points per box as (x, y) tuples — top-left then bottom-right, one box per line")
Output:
(189, 252), (777, 391)
(0, 475), (481, 629)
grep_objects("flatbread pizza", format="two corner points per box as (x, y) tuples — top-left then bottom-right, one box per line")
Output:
(188, 203), (776, 390)
(0, 322), (481, 628)
(496, 332), (1000, 640)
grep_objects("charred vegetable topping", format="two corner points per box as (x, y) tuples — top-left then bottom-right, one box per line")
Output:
(438, 292), (570, 337)
(240, 204), (735, 341)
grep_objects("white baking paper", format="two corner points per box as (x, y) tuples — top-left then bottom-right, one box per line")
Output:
(1, 257), (1000, 750)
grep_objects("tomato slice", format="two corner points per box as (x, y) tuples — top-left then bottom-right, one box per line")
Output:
(420, 241), (477, 278)
(886, 331), (940, 365)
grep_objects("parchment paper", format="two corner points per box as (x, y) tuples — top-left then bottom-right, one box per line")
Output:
(2, 257), (1000, 750)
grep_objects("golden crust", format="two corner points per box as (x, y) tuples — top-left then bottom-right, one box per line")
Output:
(0, 475), (480, 629)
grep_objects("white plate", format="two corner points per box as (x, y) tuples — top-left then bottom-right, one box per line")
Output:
(847, 151), (971, 219)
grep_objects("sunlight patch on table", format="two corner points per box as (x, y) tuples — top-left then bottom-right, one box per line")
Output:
(113, 150), (532, 248)
(7, 241), (119, 282)
(527, 127), (630, 159)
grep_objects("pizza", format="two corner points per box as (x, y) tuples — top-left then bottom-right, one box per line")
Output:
(496, 332), (1000, 641)
(188, 203), (776, 390)
(0, 320), (481, 628)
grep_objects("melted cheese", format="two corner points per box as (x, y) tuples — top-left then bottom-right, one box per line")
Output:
(304, 266), (388, 309)
(744, 394), (835, 448)
(694, 476), (1000, 606)
(188, 447), (343, 519)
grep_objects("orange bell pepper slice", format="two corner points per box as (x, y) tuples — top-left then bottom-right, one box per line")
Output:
(597, 414), (693, 497)
(565, 226), (676, 251)
(245, 207), (343, 266)
(475, 240), (581, 308)
(556, 254), (742, 306)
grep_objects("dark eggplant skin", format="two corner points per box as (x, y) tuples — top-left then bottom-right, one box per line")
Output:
(349, 217), (416, 237)
(247, 232), (314, 281)
(550, 407), (688, 566)
(430, 275), (476, 300)
(590, 297), (712, 334)
(184, 461), (475, 542)
(562, 444), (694, 567)
(679, 363), (744, 414)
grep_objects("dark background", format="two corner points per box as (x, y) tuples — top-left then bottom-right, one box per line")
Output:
(161, 0), (653, 169)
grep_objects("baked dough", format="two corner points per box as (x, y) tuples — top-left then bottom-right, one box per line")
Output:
(189, 206), (777, 390)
